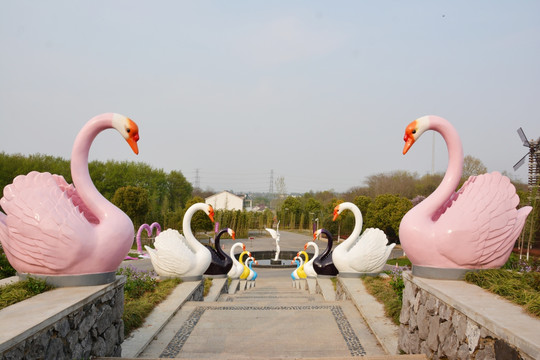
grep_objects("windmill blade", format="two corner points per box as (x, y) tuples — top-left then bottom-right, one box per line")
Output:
(517, 128), (530, 147)
(513, 153), (528, 171)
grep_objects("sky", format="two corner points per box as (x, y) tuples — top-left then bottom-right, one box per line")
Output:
(1, 1), (539, 194)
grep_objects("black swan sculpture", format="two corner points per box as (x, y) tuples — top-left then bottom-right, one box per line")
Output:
(312, 229), (339, 276)
(204, 228), (235, 276)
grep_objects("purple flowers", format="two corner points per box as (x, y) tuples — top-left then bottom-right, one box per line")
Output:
(117, 265), (158, 299)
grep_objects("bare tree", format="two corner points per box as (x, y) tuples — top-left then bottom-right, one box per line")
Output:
(462, 155), (487, 179)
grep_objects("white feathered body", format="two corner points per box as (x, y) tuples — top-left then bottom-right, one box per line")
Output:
(333, 228), (395, 273)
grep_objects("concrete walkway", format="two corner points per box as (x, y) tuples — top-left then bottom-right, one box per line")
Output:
(114, 231), (425, 360)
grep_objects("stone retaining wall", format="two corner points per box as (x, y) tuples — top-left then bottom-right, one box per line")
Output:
(0, 277), (125, 360)
(399, 272), (535, 360)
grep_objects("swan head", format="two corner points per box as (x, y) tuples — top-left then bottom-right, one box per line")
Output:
(227, 228), (236, 240)
(206, 205), (215, 222)
(112, 113), (140, 155)
(332, 203), (345, 221)
(403, 116), (430, 154)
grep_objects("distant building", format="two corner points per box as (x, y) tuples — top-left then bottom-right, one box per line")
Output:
(205, 191), (252, 211)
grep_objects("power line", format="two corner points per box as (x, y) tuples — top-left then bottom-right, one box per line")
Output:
(194, 168), (200, 189)
(269, 169), (274, 194)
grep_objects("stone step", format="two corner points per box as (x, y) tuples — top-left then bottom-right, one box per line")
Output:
(107, 355), (428, 360)
(137, 299), (389, 359)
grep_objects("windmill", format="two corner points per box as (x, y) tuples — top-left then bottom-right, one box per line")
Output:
(513, 127), (540, 189)
(513, 127), (540, 260)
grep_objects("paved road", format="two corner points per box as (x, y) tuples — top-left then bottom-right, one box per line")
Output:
(137, 266), (387, 359)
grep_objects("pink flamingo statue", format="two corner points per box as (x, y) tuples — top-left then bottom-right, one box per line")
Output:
(125, 222), (161, 260)
(0, 113), (140, 279)
(400, 115), (532, 278)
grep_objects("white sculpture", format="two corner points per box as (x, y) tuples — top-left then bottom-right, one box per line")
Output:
(332, 202), (395, 275)
(303, 242), (319, 278)
(265, 221), (281, 261)
(227, 242), (246, 279)
(145, 203), (213, 279)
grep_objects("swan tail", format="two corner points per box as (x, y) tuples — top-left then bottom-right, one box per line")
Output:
(350, 228), (394, 273)
(0, 172), (93, 273)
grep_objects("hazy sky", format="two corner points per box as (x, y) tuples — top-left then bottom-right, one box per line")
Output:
(1, 1), (539, 194)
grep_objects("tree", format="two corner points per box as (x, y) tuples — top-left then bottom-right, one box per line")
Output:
(353, 196), (372, 216)
(365, 170), (418, 198)
(167, 171), (193, 210)
(365, 194), (413, 243)
(112, 186), (150, 226)
(414, 173), (444, 197)
(462, 155), (487, 180)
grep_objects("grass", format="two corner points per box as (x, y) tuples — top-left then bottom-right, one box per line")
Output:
(203, 277), (213, 297)
(330, 276), (337, 291)
(0, 252), (16, 279)
(0, 277), (54, 311)
(117, 265), (182, 336)
(465, 268), (540, 318)
(362, 275), (404, 325)
(386, 256), (412, 267)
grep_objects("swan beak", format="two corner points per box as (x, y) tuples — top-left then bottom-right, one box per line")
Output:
(231, 230), (236, 240)
(304, 243), (308, 250)
(403, 120), (417, 155)
(313, 232), (318, 241)
(242, 245), (246, 251)
(332, 206), (340, 221)
(403, 135), (415, 154)
(126, 118), (140, 155)
(208, 206), (215, 222)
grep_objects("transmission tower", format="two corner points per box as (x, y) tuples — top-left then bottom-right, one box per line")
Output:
(269, 169), (274, 194)
(194, 168), (200, 189)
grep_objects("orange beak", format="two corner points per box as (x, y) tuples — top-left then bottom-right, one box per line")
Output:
(403, 120), (417, 155)
(242, 245), (246, 251)
(313, 232), (318, 241)
(208, 205), (215, 222)
(126, 119), (139, 155)
(231, 230), (236, 240)
(332, 205), (340, 221)
(304, 243), (308, 250)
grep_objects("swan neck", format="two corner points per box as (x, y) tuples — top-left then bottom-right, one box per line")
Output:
(182, 203), (207, 250)
(230, 242), (244, 258)
(214, 229), (228, 258)
(70, 114), (116, 221)
(341, 203), (363, 249)
(320, 230), (333, 257)
(420, 116), (463, 216)
(307, 242), (319, 258)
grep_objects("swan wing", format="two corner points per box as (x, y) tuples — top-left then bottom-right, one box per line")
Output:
(0, 172), (93, 272)
(436, 172), (531, 267)
(349, 228), (395, 273)
(148, 229), (194, 275)
(265, 228), (278, 239)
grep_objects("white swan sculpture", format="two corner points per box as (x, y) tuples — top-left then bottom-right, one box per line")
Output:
(145, 203), (213, 280)
(227, 242), (246, 279)
(265, 221), (280, 261)
(332, 202), (395, 275)
(303, 242), (319, 278)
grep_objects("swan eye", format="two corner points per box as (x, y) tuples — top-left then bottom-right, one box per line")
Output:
(126, 128), (131, 133)
(412, 129), (416, 134)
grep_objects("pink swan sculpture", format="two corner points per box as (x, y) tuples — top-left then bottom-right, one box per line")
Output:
(400, 115), (532, 277)
(0, 113), (140, 277)
(127, 222), (161, 259)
